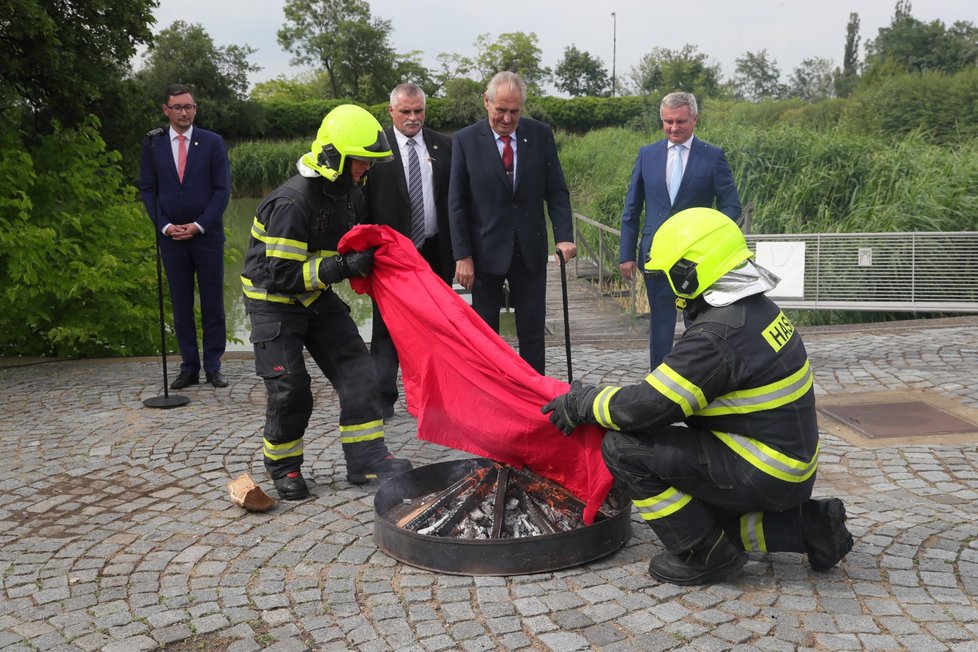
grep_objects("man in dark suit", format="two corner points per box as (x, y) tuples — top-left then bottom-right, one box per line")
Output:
(449, 71), (577, 375)
(619, 91), (741, 370)
(139, 83), (231, 389)
(366, 82), (453, 416)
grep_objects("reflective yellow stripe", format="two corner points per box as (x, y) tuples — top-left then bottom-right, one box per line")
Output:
(241, 275), (296, 304)
(339, 419), (385, 444)
(698, 361), (813, 416)
(263, 436), (303, 461)
(740, 512), (767, 552)
(250, 216), (312, 261)
(645, 364), (707, 417)
(592, 386), (622, 430)
(713, 431), (818, 483)
(632, 486), (693, 521)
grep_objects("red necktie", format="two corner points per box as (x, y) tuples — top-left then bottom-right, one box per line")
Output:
(501, 135), (514, 188)
(177, 134), (187, 183)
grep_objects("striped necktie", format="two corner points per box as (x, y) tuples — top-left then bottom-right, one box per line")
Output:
(406, 138), (425, 248)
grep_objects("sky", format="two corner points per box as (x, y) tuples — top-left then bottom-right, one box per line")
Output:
(144, 0), (978, 93)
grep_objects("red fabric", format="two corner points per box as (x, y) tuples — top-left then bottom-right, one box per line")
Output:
(340, 224), (613, 523)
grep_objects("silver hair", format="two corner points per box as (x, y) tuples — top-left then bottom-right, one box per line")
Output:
(660, 91), (698, 119)
(485, 71), (526, 104)
(389, 83), (426, 107)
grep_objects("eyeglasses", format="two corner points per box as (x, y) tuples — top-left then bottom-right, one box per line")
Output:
(166, 104), (196, 113)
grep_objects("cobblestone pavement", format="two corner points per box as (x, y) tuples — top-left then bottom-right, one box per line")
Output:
(3, 277), (978, 650)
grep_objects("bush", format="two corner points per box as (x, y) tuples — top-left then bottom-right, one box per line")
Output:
(230, 139), (307, 197)
(0, 117), (161, 357)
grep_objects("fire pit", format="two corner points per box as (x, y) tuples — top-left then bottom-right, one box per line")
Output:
(374, 458), (632, 575)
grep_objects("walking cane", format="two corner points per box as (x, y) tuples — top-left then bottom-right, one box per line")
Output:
(143, 219), (190, 408)
(556, 248), (573, 383)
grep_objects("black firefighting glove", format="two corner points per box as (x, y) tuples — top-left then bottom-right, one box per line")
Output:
(319, 247), (377, 284)
(541, 380), (599, 436)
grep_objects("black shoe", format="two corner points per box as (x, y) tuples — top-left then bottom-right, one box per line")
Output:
(273, 471), (309, 501)
(347, 455), (413, 485)
(803, 498), (853, 571)
(206, 371), (228, 388)
(648, 528), (748, 585)
(170, 372), (199, 390)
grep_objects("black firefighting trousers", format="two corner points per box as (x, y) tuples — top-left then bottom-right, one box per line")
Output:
(247, 292), (388, 479)
(602, 426), (816, 554)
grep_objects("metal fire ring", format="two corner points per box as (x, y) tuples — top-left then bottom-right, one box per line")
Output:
(374, 458), (632, 576)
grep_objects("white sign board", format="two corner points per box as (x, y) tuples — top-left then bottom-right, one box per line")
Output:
(755, 241), (806, 300)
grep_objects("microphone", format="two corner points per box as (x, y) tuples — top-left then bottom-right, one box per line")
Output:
(145, 127), (165, 138)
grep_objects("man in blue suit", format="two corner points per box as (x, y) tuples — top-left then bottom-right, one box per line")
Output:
(450, 71), (577, 375)
(620, 91), (741, 370)
(139, 83), (231, 389)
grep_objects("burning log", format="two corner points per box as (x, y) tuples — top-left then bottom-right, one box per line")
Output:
(397, 463), (603, 540)
(373, 458), (633, 575)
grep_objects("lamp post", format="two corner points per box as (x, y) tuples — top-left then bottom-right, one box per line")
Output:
(611, 12), (617, 96)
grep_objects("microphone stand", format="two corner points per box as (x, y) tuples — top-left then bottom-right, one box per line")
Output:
(143, 127), (189, 408)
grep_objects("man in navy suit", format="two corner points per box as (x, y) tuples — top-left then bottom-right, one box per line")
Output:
(450, 71), (577, 375)
(620, 91), (741, 371)
(139, 83), (231, 389)
(366, 83), (453, 416)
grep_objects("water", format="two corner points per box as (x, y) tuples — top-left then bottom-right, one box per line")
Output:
(223, 197), (373, 352)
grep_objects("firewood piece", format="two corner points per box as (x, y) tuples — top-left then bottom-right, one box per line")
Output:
(228, 473), (277, 512)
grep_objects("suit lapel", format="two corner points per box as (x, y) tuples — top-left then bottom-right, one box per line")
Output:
(423, 128), (444, 197)
(513, 126), (526, 192)
(478, 120), (510, 189)
(674, 136), (699, 202)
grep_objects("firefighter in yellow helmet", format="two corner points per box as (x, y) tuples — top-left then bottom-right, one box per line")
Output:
(241, 104), (411, 501)
(542, 207), (852, 584)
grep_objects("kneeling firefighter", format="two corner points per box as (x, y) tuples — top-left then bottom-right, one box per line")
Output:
(242, 104), (413, 500)
(542, 207), (852, 584)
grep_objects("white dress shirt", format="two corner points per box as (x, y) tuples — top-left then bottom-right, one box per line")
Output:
(392, 128), (437, 237)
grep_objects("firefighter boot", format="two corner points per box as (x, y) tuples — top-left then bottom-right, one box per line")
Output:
(343, 440), (413, 485)
(803, 498), (853, 571)
(648, 528), (748, 586)
(273, 470), (309, 501)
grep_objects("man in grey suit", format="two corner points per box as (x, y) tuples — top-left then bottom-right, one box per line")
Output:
(620, 91), (741, 370)
(366, 83), (453, 417)
(449, 71), (577, 375)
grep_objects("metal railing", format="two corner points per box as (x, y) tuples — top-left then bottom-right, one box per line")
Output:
(572, 213), (978, 314)
(745, 231), (978, 312)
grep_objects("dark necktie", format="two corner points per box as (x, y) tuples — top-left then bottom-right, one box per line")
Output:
(501, 135), (514, 188)
(406, 138), (425, 248)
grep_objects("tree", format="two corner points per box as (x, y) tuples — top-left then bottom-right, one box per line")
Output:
(251, 71), (334, 102)
(0, 0), (156, 129)
(136, 21), (261, 137)
(0, 118), (160, 357)
(554, 45), (610, 97)
(864, 0), (978, 80)
(834, 12), (861, 98)
(277, 0), (408, 103)
(429, 52), (476, 98)
(788, 57), (835, 101)
(733, 50), (786, 101)
(472, 32), (551, 94)
(628, 45), (723, 100)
